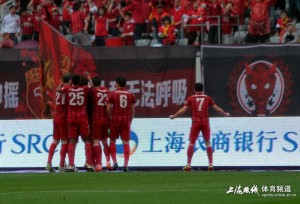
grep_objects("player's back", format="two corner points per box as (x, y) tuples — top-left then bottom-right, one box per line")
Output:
(53, 85), (68, 120)
(187, 93), (215, 120)
(109, 87), (135, 122)
(92, 86), (109, 120)
(66, 85), (90, 120)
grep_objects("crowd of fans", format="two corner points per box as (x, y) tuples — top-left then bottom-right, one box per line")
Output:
(1, 0), (300, 48)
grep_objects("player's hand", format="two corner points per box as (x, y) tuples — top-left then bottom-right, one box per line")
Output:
(225, 112), (230, 117)
(169, 115), (175, 120)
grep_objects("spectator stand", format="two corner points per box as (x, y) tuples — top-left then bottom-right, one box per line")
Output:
(180, 15), (242, 45)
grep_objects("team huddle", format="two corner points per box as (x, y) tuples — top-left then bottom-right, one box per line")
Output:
(46, 73), (135, 172)
(46, 73), (229, 172)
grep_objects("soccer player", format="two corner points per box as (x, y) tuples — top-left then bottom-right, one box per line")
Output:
(63, 73), (94, 172)
(107, 77), (136, 172)
(90, 77), (111, 171)
(46, 74), (72, 172)
(169, 82), (230, 171)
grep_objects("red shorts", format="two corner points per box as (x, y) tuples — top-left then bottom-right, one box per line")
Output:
(110, 120), (130, 141)
(68, 118), (90, 139)
(53, 119), (68, 140)
(92, 119), (109, 140)
(189, 119), (210, 143)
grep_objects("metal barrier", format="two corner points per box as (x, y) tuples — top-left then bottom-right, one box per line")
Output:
(180, 15), (240, 45)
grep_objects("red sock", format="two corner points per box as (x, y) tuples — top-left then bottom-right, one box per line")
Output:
(68, 143), (76, 166)
(59, 143), (68, 167)
(206, 146), (213, 166)
(47, 143), (57, 165)
(85, 143), (93, 165)
(110, 142), (117, 164)
(92, 145), (102, 166)
(123, 143), (130, 167)
(103, 143), (110, 163)
(187, 144), (194, 165)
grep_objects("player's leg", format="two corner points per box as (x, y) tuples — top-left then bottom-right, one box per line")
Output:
(59, 121), (69, 171)
(184, 122), (201, 171)
(79, 120), (94, 172)
(202, 123), (213, 171)
(101, 123), (111, 170)
(92, 122), (102, 172)
(46, 120), (60, 172)
(120, 122), (131, 172)
(109, 123), (120, 170)
(67, 122), (78, 171)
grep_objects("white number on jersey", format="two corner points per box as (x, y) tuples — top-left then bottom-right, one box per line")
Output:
(69, 92), (84, 106)
(97, 92), (108, 106)
(196, 97), (204, 111)
(120, 95), (128, 108)
(55, 92), (65, 105)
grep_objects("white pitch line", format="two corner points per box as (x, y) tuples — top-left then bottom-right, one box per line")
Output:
(0, 189), (222, 195)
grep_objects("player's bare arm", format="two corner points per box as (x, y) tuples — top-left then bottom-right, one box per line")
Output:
(212, 104), (230, 117)
(131, 104), (135, 122)
(84, 71), (94, 87)
(169, 106), (189, 119)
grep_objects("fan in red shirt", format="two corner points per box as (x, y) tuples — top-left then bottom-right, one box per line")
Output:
(107, 76), (136, 172)
(169, 83), (230, 172)
(170, 0), (185, 30)
(62, 73), (94, 172)
(32, 4), (47, 41)
(158, 16), (176, 45)
(276, 11), (292, 43)
(49, 7), (62, 31)
(90, 77), (111, 172)
(70, 2), (91, 47)
(120, 0), (145, 40)
(118, 12), (135, 46)
(207, 0), (223, 44)
(150, 3), (169, 39)
(46, 74), (72, 172)
(20, 9), (34, 41)
(222, 2), (236, 36)
(94, 7), (110, 46)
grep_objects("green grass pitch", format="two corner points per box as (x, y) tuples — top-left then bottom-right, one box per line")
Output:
(0, 171), (299, 204)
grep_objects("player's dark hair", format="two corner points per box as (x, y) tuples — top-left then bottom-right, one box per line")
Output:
(92, 77), (101, 87)
(63, 73), (72, 83)
(79, 76), (88, 86)
(73, 2), (81, 11)
(71, 74), (81, 85)
(195, 83), (203, 92)
(116, 76), (126, 87)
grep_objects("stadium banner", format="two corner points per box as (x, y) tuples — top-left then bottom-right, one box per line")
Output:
(0, 49), (43, 119)
(0, 117), (299, 168)
(201, 44), (300, 117)
(39, 20), (197, 118)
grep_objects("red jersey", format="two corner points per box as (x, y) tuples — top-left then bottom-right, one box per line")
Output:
(158, 24), (176, 45)
(21, 14), (34, 35)
(95, 14), (109, 36)
(185, 93), (215, 121)
(63, 85), (91, 121)
(70, 10), (86, 34)
(108, 87), (136, 123)
(170, 6), (185, 29)
(207, 0), (223, 24)
(33, 12), (47, 32)
(121, 0), (144, 24)
(49, 15), (61, 31)
(91, 86), (109, 121)
(53, 85), (68, 121)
